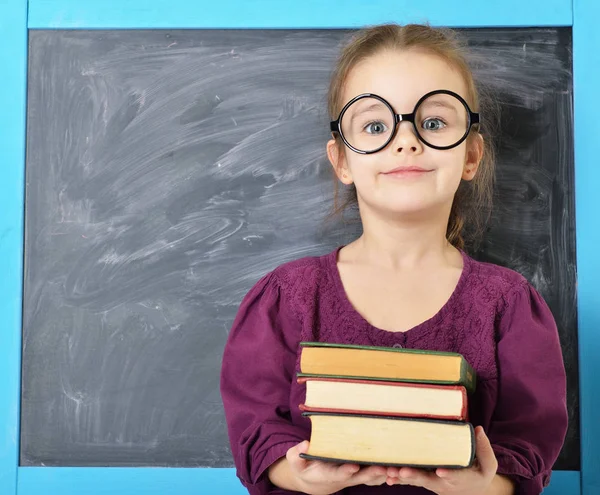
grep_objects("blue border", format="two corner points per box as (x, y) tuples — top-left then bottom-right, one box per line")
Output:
(0, 1), (27, 495)
(14, 469), (581, 495)
(2, 0), (589, 494)
(18, 467), (247, 495)
(28, 0), (572, 29)
(573, 1), (600, 494)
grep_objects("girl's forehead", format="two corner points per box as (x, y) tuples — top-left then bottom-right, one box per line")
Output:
(342, 49), (468, 109)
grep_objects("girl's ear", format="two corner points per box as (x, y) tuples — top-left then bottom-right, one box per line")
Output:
(462, 133), (484, 181)
(327, 138), (353, 185)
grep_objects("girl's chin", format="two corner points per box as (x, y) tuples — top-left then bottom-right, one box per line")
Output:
(372, 203), (441, 218)
(358, 191), (452, 217)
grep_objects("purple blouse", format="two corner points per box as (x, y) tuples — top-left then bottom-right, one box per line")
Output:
(220, 247), (568, 495)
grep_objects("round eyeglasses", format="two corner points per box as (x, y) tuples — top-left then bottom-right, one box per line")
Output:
(329, 89), (480, 154)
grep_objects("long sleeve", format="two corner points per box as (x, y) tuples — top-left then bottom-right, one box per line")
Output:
(490, 282), (568, 495)
(220, 272), (307, 495)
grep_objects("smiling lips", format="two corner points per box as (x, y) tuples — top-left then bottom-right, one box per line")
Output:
(383, 166), (434, 177)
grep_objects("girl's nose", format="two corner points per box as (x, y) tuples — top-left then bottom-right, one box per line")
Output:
(391, 122), (423, 154)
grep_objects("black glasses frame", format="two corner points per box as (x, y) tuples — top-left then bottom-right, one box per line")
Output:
(329, 89), (480, 154)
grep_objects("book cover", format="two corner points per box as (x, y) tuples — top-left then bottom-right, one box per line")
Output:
(298, 377), (469, 421)
(301, 412), (476, 469)
(299, 342), (476, 394)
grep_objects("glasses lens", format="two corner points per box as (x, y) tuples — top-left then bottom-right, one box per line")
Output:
(415, 93), (470, 148)
(340, 97), (394, 153)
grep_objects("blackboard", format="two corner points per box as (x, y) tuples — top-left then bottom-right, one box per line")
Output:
(22, 27), (578, 470)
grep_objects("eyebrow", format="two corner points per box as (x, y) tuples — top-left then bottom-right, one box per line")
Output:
(419, 98), (459, 114)
(348, 102), (388, 125)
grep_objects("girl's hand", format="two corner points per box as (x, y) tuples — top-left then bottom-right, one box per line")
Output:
(385, 426), (501, 495)
(283, 440), (389, 495)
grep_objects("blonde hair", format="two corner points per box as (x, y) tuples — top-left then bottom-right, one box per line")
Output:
(327, 23), (496, 251)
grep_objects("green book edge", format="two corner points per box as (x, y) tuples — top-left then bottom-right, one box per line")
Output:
(300, 341), (464, 357)
(299, 342), (477, 394)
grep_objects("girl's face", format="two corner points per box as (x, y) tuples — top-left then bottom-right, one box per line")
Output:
(327, 49), (483, 218)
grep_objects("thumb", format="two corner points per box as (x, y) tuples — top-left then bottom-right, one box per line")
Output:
(475, 427), (498, 477)
(286, 440), (310, 472)
(296, 440), (310, 455)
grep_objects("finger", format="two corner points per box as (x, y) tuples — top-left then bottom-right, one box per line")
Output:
(288, 442), (361, 482)
(398, 467), (420, 478)
(435, 466), (474, 486)
(286, 441), (310, 472)
(331, 462), (361, 479)
(362, 474), (389, 487)
(296, 440), (309, 455)
(474, 426), (499, 477)
(386, 466), (400, 478)
(435, 427), (497, 485)
(386, 475), (410, 485)
(290, 441), (360, 475)
(396, 467), (441, 490)
(347, 465), (389, 486)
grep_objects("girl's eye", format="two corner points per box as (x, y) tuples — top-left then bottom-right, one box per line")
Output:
(421, 118), (446, 131)
(364, 121), (388, 135)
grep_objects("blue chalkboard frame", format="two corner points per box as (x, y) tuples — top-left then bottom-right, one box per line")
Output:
(1, 0), (596, 494)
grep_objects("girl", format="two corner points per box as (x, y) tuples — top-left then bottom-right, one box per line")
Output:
(220, 24), (568, 495)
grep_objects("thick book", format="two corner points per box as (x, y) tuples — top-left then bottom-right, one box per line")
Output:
(298, 342), (476, 394)
(298, 377), (468, 421)
(301, 412), (475, 468)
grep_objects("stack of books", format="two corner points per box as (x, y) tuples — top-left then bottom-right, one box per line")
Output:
(297, 342), (477, 468)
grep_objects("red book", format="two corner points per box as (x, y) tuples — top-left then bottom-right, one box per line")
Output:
(298, 377), (468, 421)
